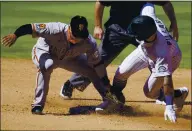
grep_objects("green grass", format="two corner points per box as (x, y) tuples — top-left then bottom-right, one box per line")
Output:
(1, 2), (191, 68)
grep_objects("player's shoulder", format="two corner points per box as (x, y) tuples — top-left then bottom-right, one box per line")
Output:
(54, 22), (69, 32)
(54, 22), (68, 28)
(85, 34), (97, 48)
(45, 22), (69, 34)
(45, 22), (68, 28)
(156, 31), (167, 41)
(86, 34), (96, 43)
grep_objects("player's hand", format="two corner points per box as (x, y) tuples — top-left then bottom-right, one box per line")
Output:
(169, 21), (179, 42)
(1, 34), (17, 47)
(164, 105), (177, 123)
(93, 26), (104, 40)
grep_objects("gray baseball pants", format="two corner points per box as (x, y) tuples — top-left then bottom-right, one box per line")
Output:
(31, 46), (107, 109)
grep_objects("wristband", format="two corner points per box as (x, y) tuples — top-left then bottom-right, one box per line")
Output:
(14, 24), (32, 37)
(165, 95), (173, 105)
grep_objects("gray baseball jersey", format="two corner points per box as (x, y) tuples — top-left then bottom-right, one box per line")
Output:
(31, 22), (107, 108)
(32, 22), (100, 65)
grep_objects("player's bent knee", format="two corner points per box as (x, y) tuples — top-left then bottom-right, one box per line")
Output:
(45, 59), (53, 70)
(114, 68), (129, 81)
(143, 87), (156, 99)
(39, 59), (54, 72)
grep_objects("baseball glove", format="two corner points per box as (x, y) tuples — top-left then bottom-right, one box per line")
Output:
(1, 34), (17, 47)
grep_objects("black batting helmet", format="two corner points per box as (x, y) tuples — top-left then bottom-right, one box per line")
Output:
(70, 15), (89, 39)
(127, 15), (157, 41)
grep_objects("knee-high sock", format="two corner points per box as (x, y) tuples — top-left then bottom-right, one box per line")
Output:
(32, 69), (52, 108)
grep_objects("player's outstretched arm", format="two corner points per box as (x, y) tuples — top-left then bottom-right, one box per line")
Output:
(163, 75), (177, 123)
(1, 24), (32, 47)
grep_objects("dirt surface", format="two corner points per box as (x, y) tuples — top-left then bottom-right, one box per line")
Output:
(1, 58), (191, 130)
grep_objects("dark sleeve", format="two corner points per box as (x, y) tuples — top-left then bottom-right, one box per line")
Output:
(14, 24), (32, 37)
(99, 1), (112, 7)
(150, 1), (169, 6)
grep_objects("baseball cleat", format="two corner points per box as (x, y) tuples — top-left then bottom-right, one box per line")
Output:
(110, 85), (125, 105)
(60, 80), (73, 99)
(95, 100), (116, 114)
(173, 87), (189, 112)
(104, 91), (123, 105)
(114, 91), (126, 105)
(31, 106), (43, 115)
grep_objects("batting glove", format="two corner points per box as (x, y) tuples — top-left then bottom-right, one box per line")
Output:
(164, 105), (177, 123)
(1, 34), (17, 47)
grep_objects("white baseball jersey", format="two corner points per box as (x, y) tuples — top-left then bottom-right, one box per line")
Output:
(137, 18), (181, 77)
(113, 3), (182, 100)
(31, 22), (101, 65)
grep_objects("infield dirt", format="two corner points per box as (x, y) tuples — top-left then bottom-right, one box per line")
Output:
(1, 58), (191, 130)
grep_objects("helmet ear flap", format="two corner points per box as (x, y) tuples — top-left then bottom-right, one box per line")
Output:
(127, 23), (137, 38)
(127, 21), (144, 40)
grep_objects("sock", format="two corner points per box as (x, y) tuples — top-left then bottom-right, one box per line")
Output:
(157, 88), (183, 101)
(112, 79), (127, 94)
(165, 95), (173, 105)
(111, 67), (127, 93)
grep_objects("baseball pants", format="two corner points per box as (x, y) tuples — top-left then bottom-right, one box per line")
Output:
(113, 3), (182, 98)
(113, 46), (181, 99)
(31, 42), (108, 108)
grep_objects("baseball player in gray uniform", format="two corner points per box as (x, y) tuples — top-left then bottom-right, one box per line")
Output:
(1, 15), (119, 115)
(111, 3), (189, 122)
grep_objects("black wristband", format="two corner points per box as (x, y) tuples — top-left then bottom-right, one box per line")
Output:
(101, 75), (110, 86)
(14, 24), (32, 37)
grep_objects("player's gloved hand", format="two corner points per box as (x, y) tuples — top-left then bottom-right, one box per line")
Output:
(164, 105), (177, 123)
(1, 34), (17, 47)
(169, 21), (179, 42)
(93, 26), (104, 40)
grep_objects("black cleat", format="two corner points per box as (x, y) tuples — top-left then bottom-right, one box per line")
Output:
(110, 86), (126, 105)
(60, 80), (73, 99)
(31, 106), (43, 115)
(115, 92), (125, 105)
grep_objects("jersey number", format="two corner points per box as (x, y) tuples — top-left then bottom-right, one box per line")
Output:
(155, 19), (172, 45)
